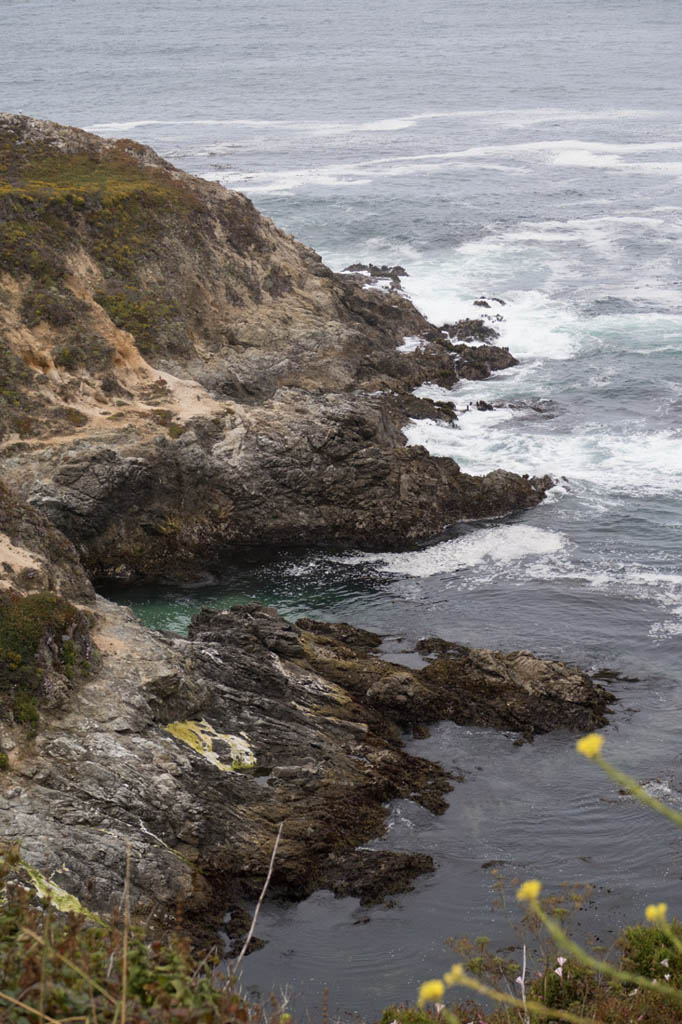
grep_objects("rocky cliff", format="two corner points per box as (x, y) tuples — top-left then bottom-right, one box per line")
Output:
(0, 115), (611, 942)
(0, 113), (549, 584)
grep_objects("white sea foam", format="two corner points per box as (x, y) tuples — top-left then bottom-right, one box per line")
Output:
(403, 415), (682, 498)
(335, 530), (682, 640)
(336, 525), (566, 577)
(204, 136), (682, 196)
(397, 336), (426, 353)
(402, 263), (580, 360)
(84, 118), (297, 132)
(86, 108), (676, 137)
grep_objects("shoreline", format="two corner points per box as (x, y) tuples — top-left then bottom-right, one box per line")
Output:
(0, 114), (615, 952)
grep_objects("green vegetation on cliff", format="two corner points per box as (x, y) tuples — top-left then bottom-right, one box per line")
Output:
(0, 121), (205, 366)
(0, 590), (93, 734)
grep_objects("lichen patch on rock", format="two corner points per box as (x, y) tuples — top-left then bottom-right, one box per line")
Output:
(165, 719), (256, 772)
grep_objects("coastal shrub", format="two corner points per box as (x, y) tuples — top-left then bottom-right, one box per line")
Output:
(619, 920), (682, 985)
(20, 285), (88, 328)
(94, 287), (179, 356)
(380, 1007), (437, 1024)
(0, 334), (38, 438)
(1, 132), (203, 369)
(53, 330), (115, 372)
(0, 204), (68, 283)
(0, 590), (92, 732)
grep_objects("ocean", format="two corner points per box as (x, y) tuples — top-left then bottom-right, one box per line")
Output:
(3, 0), (682, 1015)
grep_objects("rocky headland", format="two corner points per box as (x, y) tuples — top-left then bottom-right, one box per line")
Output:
(0, 114), (613, 944)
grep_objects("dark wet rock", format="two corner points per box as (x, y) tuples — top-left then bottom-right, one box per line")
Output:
(5, 393), (550, 585)
(475, 400), (495, 411)
(441, 318), (501, 343)
(415, 636), (615, 739)
(453, 343), (518, 380)
(506, 398), (558, 415)
(390, 393), (458, 424)
(471, 296), (507, 309)
(0, 116), (550, 584)
(318, 849), (435, 905)
(0, 597), (614, 942)
(342, 263), (408, 291)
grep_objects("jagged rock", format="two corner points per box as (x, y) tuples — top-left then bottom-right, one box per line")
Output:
(453, 343), (518, 380)
(0, 116), (592, 948)
(0, 591), (614, 942)
(342, 263), (408, 291)
(0, 115), (549, 583)
(441, 318), (501, 343)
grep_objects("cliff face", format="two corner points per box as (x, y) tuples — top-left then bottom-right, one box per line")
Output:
(0, 114), (549, 583)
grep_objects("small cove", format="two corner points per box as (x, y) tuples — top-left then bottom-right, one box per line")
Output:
(109, 492), (682, 1015)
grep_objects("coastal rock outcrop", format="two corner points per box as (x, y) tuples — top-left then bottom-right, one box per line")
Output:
(0, 114), (596, 943)
(0, 114), (549, 583)
(0, 528), (613, 939)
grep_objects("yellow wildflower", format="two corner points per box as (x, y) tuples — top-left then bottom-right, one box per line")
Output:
(444, 964), (464, 987)
(645, 902), (668, 924)
(576, 733), (604, 759)
(516, 879), (542, 902)
(418, 979), (445, 1006)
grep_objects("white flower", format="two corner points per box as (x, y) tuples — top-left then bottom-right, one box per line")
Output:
(557, 956), (567, 966)
(554, 967), (563, 978)
(661, 958), (669, 967)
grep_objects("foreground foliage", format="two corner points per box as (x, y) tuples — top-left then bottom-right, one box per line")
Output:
(4, 733), (682, 1022)
(415, 733), (682, 1022)
(0, 847), (281, 1024)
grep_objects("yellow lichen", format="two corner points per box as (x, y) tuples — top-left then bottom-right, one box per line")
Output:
(164, 719), (256, 772)
(22, 861), (103, 921)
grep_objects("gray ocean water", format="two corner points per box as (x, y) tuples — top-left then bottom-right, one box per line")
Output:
(4, 0), (682, 1016)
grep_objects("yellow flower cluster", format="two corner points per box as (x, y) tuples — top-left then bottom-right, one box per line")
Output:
(645, 902), (668, 924)
(418, 979), (445, 1005)
(516, 879), (542, 902)
(418, 965), (465, 1006)
(444, 964), (464, 986)
(575, 733), (604, 759)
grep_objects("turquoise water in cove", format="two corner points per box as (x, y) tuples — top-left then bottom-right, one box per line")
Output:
(4, 0), (682, 1015)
